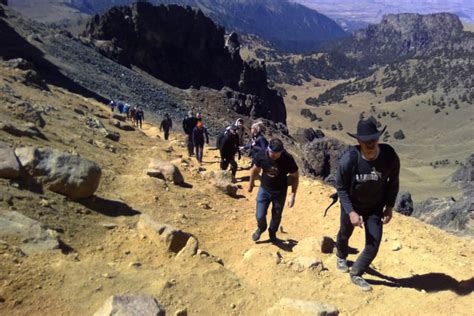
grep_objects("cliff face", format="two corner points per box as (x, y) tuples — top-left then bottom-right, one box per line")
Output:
(83, 2), (286, 124)
(330, 13), (468, 64)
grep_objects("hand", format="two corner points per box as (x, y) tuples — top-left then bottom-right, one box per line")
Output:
(287, 193), (296, 208)
(349, 211), (363, 228)
(382, 207), (393, 224)
(239, 146), (244, 151)
(247, 183), (254, 193)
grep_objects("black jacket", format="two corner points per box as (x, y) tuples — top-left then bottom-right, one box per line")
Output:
(220, 133), (240, 159)
(160, 118), (172, 131)
(182, 117), (198, 135)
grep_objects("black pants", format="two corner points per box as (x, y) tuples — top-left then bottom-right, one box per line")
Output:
(186, 135), (194, 155)
(195, 144), (204, 163)
(336, 209), (383, 276)
(220, 157), (237, 177)
(136, 117), (143, 128)
(164, 129), (170, 140)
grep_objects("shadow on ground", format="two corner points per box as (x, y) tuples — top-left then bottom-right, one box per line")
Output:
(365, 268), (474, 295)
(78, 196), (141, 217)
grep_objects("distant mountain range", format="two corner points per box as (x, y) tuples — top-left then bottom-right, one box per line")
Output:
(294, 0), (474, 24)
(9, 0), (347, 53)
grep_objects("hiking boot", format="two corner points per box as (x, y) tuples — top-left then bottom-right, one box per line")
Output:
(252, 228), (262, 242)
(269, 231), (277, 243)
(336, 256), (349, 273)
(350, 275), (373, 292)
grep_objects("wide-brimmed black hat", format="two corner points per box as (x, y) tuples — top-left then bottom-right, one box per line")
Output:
(347, 117), (386, 142)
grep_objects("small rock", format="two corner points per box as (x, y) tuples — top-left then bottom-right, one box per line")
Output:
(392, 241), (402, 251)
(175, 308), (187, 316)
(129, 262), (142, 268)
(39, 199), (51, 207)
(94, 295), (165, 316)
(101, 223), (118, 230)
(265, 298), (339, 316)
(292, 257), (323, 272)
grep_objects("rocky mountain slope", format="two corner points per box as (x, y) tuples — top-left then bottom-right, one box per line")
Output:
(10, 0), (347, 53)
(82, 2), (286, 125)
(0, 53), (473, 315)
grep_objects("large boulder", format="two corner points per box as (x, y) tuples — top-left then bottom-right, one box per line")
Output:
(137, 214), (197, 254)
(301, 137), (349, 182)
(294, 128), (325, 144)
(14, 147), (101, 199)
(396, 192), (414, 216)
(293, 236), (334, 256)
(0, 141), (21, 179)
(0, 210), (59, 255)
(94, 295), (165, 316)
(205, 170), (238, 196)
(146, 160), (184, 185)
(265, 298), (339, 316)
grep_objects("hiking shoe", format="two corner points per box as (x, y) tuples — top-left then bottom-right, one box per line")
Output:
(269, 231), (277, 243)
(252, 228), (262, 242)
(350, 275), (373, 292)
(336, 256), (349, 273)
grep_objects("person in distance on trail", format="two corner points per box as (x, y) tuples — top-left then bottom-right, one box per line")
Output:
(335, 117), (400, 292)
(192, 121), (209, 164)
(235, 118), (245, 146)
(130, 106), (137, 125)
(135, 107), (144, 129)
(182, 111), (198, 156)
(248, 138), (299, 243)
(160, 113), (173, 140)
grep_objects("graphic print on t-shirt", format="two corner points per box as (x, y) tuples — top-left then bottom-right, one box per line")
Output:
(265, 165), (280, 178)
(355, 167), (382, 183)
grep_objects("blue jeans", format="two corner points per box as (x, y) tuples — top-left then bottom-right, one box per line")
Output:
(256, 187), (287, 234)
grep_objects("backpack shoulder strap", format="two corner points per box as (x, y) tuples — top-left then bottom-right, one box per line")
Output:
(348, 146), (360, 196)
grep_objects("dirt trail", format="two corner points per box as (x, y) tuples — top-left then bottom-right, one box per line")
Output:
(0, 65), (473, 315)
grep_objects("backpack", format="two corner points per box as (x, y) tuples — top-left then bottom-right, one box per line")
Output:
(323, 147), (360, 217)
(216, 130), (227, 149)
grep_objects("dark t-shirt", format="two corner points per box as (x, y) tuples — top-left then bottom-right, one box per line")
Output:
(254, 149), (298, 193)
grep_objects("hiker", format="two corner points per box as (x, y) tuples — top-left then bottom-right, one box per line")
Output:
(235, 118), (245, 146)
(248, 138), (299, 243)
(182, 111), (198, 156)
(192, 121), (209, 163)
(135, 107), (144, 128)
(241, 122), (268, 161)
(219, 125), (240, 179)
(117, 101), (124, 114)
(124, 103), (130, 119)
(160, 113), (173, 140)
(335, 117), (400, 292)
(109, 100), (116, 112)
(130, 106), (137, 125)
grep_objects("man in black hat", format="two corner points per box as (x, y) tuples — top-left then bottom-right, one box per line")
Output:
(335, 117), (400, 291)
(248, 138), (299, 243)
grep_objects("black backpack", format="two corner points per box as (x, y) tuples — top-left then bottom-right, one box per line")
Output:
(324, 147), (360, 217)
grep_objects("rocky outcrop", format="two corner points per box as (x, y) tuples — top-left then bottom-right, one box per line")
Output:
(137, 214), (197, 254)
(94, 295), (166, 316)
(0, 211), (59, 255)
(301, 137), (348, 182)
(14, 147), (102, 199)
(83, 2), (286, 124)
(330, 13), (469, 65)
(294, 128), (325, 144)
(147, 160), (185, 185)
(0, 141), (21, 179)
(413, 154), (474, 236)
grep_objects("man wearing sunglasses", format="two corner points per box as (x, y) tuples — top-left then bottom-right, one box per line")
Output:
(248, 138), (299, 243)
(335, 117), (400, 291)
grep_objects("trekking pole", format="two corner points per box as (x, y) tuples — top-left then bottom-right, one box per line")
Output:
(323, 193), (339, 217)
